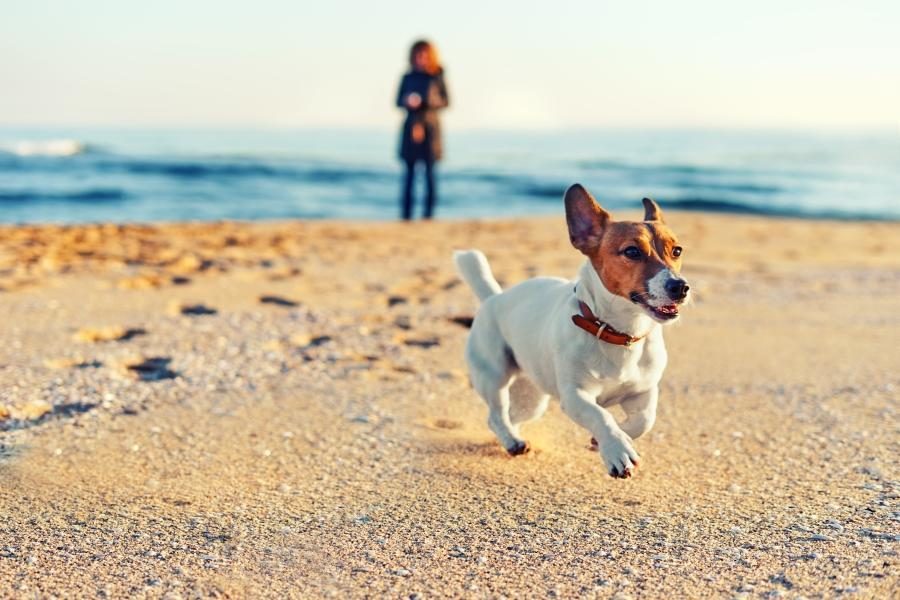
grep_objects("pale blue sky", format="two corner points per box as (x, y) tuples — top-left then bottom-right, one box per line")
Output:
(1, 0), (898, 130)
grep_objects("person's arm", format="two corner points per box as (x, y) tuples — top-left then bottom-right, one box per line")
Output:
(395, 75), (408, 108)
(426, 73), (449, 110)
(396, 75), (423, 110)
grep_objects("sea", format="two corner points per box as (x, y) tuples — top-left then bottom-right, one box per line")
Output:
(0, 128), (898, 223)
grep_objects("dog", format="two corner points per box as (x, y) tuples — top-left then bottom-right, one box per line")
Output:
(453, 183), (689, 478)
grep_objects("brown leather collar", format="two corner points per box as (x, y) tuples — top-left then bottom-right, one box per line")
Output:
(572, 300), (645, 347)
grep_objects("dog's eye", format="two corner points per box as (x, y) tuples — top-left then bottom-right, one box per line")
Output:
(622, 246), (643, 260)
(672, 246), (683, 258)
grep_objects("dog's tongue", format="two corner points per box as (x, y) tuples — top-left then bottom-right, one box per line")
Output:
(656, 304), (679, 315)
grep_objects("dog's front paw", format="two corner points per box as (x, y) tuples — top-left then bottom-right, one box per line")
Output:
(598, 435), (640, 479)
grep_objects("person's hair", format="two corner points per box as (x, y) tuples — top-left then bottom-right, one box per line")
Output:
(409, 40), (441, 75)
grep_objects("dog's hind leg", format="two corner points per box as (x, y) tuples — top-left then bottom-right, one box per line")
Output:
(508, 377), (550, 427)
(465, 328), (529, 455)
(477, 369), (529, 455)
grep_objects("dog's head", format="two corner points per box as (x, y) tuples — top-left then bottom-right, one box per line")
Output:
(565, 183), (690, 323)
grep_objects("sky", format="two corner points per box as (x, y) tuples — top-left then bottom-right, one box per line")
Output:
(1, 1), (898, 131)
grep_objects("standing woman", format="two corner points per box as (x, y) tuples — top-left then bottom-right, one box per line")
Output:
(396, 40), (449, 220)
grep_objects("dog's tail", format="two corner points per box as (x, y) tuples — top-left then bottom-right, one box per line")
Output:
(453, 249), (502, 302)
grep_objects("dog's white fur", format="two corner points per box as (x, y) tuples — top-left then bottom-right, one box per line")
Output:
(454, 250), (676, 477)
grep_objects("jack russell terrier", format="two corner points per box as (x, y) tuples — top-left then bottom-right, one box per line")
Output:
(454, 183), (690, 478)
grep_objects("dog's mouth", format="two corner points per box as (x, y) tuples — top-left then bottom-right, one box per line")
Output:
(630, 292), (681, 321)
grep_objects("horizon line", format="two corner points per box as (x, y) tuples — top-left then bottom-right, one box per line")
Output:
(0, 123), (898, 136)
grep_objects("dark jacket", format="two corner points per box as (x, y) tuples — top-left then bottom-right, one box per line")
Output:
(396, 69), (449, 162)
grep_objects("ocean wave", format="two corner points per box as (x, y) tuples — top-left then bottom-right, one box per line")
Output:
(663, 197), (885, 220)
(92, 158), (389, 183)
(0, 139), (90, 157)
(0, 189), (128, 203)
(578, 159), (743, 177)
(669, 180), (781, 194)
(515, 182), (567, 199)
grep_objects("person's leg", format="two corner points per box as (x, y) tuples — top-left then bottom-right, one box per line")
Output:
(401, 160), (415, 220)
(424, 159), (436, 219)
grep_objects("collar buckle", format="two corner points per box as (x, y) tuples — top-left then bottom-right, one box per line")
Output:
(573, 298), (644, 347)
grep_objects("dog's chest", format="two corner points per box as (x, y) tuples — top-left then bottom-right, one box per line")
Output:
(580, 341), (666, 402)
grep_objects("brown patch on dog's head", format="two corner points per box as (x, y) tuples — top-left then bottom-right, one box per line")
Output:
(565, 185), (687, 317)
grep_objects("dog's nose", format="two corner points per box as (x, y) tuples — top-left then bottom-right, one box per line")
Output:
(665, 278), (690, 300)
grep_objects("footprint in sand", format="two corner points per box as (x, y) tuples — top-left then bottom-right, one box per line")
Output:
(290, 333), (332, 348)
(0, 401), (94, 423)
(43, 357), (103, 369)
(167, 301), (217, 316)
(73, 326), (146, 343)
(392, 315), (415, 331)
(386, 295), (408, 307)
(266, 266), (302, 281)
(398, 335), (441, 349)
(117, 274), (167, 290)
(1, 401), (52, 421)
(259, 295), (299, 307)
(447, 315), (474, 329)
(120, 356), (177, 381)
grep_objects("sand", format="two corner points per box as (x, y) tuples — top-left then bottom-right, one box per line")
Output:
(0, 212), (897, 598)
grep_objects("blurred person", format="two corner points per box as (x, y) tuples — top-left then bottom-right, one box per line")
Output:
(396, 39), (449, 220)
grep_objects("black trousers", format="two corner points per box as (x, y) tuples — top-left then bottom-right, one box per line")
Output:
(401, 158), (436, 220)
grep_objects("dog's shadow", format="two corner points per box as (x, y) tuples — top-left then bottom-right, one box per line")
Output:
(420, 438), (505, 458)
(413, 413), (562, 463)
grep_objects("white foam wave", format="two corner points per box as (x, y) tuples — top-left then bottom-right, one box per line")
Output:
(3, 139), (87, 157)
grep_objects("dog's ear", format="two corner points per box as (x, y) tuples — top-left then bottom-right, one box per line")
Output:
(565, 184), (610, 254)
(642, 197), (665, 223)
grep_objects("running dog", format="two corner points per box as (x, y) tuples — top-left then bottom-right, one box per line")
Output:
(454, 183), (690, 478)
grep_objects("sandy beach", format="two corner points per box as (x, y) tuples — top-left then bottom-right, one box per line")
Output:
(0, 212), (898, 598)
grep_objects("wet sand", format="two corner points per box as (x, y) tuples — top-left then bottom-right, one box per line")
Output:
(0, 213), (898, 598)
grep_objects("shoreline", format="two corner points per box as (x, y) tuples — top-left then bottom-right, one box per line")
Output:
(2, 205), (900, 229)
